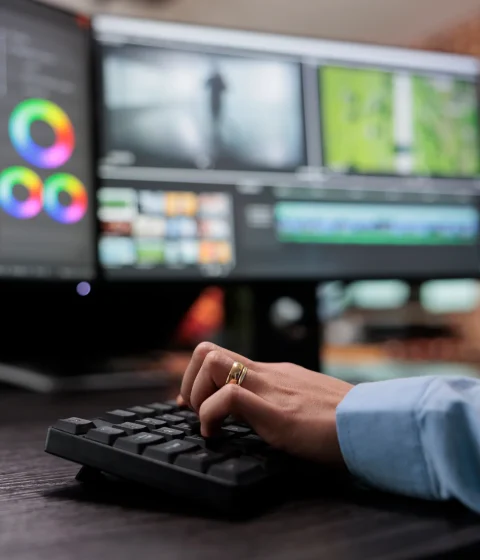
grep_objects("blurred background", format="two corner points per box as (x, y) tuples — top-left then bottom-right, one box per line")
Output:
(2, 0), (480, 392)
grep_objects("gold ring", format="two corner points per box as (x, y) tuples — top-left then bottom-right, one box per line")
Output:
(225, 361), (248, 386)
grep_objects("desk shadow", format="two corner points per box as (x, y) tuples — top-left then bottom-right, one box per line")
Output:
(42, 467), (279, 522)
(43, 466), (479, 525)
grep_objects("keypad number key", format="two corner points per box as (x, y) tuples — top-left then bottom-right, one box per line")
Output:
(112, 422), (149, 436)
(86, 426), (126, 446)
(153, 427), (185, 441)
(175, 449), (228, 473)
(208, 458), (266, 484)
(103, 410), (138, 424)
(146, 403), (174, 415)
(222, 425), (251, 437)
(114, 432), (166, 454)
(127, 406), (156, 419)
(54, 417), (95, 435)
(156, 414), (185, 426)
(144, 440), (199, 464)
(136, 418), (168, 431)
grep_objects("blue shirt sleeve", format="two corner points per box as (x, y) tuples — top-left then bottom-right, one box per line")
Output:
(336, 376), (480, 514)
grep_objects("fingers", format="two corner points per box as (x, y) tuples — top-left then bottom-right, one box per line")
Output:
(189, 350), (265, 412)
(181, 342), (254, 407)
(198, 383), (282, 439)
(176, 394), (187, 407)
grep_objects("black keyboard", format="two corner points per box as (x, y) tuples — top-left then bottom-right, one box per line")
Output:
(45, 399), (301, 512)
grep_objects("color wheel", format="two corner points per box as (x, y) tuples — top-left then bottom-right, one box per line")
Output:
(43, 173), (88, 224)
(0, 166), (43, 219)
(9, 99), (75, 169)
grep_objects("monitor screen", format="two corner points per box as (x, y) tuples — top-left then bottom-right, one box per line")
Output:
(94, 16), (480, 281)
(0, 0), (95, 280)
(101, 44), (306, 173)
(320, 66), (480, 178)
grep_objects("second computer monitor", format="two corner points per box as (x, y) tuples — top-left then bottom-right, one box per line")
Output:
(0, 0), (96, 281)
(94, 16), (480, 281)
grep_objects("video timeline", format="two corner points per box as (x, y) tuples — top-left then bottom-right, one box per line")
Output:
(275, 202), (479, 245)
(98, 187), (235, 273)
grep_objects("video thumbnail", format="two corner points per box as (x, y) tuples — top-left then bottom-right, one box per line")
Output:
(102, 45), (306, 172)
(98, 187), (235, 270)
(321, 66), (395, 174)
(413, 76), (480, 177)
(320, 66), (480, 177)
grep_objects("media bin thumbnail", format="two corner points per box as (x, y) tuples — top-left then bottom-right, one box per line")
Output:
(98, 186), (236, 277)
(101, 44), (306, 172)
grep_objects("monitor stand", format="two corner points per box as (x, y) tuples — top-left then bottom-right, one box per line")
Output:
(0, 352), (174, 394)
(222, 282), (321, 372)
(0, 283), (202, 393)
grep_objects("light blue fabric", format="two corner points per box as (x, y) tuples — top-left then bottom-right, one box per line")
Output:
(336, 376), (480, 514)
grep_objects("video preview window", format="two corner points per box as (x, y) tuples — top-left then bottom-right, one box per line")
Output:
(101, 45), (306, 172)
(320, 66), (480, 178)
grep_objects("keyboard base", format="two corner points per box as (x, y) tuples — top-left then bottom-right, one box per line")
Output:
(46, 428), (275, 513)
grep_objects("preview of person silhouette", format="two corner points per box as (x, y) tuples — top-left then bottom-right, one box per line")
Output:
(205, 61), (227, 168)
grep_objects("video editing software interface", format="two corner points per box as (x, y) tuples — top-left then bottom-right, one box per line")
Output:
(95, 17), (480, 280)
(0, 0), (95, 280)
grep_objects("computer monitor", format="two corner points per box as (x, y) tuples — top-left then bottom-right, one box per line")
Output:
(94, 16), (480, 281)
(0, 0), (96, 281)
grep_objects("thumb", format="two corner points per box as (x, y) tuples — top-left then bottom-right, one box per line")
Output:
(198, 383), (282, 439)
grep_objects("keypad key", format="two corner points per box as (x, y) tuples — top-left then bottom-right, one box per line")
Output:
(176, 410), (198, 422)
(185, 420), (201, 433)
(185, 433), (234, 450)
(229, 434), (267, 454)
(165, 399), (183, 410)
(222, 425), (251, 436)
(54, 417), (95, 435)
(176, 449), (230, 473)
(127, 406), (155, 418)
(223, 417), (250, 428)
(144, 440), (199, 463)
(112, 422), (148, 435)
(153, 427), (185, 441)
(136, 418), (168, 431)
(251, 448), (291, 474)
(93, 418), (113, 429)
(185, 434), (208, 448)
(146, 403), (174, 415)
(103, 410), (138, 424)
(114, 432), (166, 454)
(175, 422), (198, 436)
(86, 426), (125, 445)
(208, 458), (266, 484)
(157, 414), (184, 426)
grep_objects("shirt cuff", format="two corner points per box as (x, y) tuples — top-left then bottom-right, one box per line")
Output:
(336, 377), (438, 500)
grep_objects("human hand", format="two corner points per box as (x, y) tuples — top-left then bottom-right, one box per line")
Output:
(180, 342), (354, 465)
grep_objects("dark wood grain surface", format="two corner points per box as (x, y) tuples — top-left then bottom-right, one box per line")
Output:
(1, 387), (480, 560)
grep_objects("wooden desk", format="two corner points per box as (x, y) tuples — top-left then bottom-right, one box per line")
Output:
(1, 388), (480, 560)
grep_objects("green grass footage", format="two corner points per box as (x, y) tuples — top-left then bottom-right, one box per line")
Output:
(321, 66), (395, 173)
(413, 76), (480, 177)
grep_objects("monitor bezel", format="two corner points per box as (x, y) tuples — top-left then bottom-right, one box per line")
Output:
(92, 14), (480, 284)
(0, 0), (99, 286)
